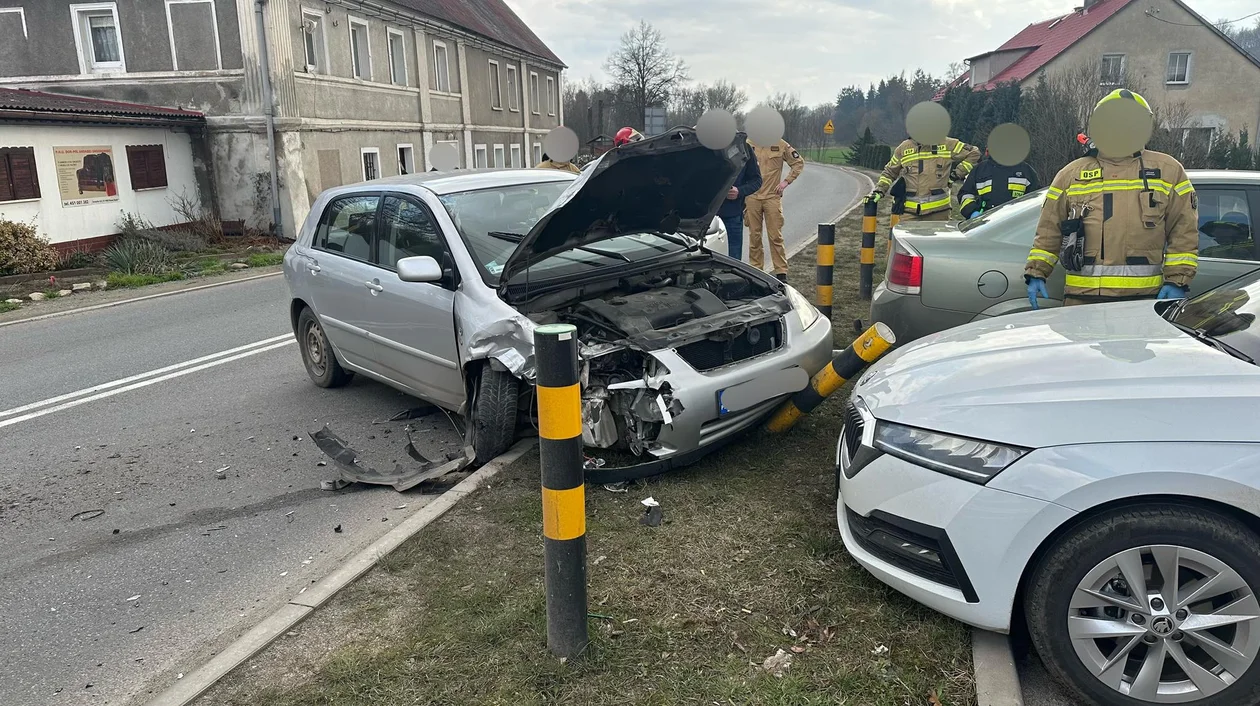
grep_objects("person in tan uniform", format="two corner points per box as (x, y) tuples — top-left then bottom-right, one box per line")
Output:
(745, 139), (805, 282)
(1026, 89), (1198, 308)
(871, 136), (980, 221)
(534, 153), (580, 174)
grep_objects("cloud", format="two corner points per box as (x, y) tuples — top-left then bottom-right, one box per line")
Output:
(507, 0), (1258, 106)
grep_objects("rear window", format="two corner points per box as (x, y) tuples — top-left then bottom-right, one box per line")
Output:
(957, 190), (1045, 235)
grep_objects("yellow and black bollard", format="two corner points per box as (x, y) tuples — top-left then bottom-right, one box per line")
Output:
(815, 223), (835, 322)
(766, 323), (895, 433)
(859, 199), (877, 300)
(535, 323), (589, 660)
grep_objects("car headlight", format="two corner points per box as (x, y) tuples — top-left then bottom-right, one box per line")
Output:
(873, 421), (1029, 484)
(784, 285), (821, 330)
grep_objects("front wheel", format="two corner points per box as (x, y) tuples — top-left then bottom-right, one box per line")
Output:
(297, 307), (352, 388)
(1025, 505), (1260, 706)
(469, 367), (519, 462)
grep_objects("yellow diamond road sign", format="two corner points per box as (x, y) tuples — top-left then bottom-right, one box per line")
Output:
(823, 119), (835, 134)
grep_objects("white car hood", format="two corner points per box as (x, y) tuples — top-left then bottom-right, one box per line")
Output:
(856, 301), (1260, 448)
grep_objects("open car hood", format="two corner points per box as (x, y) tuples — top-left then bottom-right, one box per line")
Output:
(499, 127), (747, 285)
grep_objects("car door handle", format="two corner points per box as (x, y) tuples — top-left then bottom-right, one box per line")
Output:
(365, 280), (384, 293)
(306, 259), (320, 274)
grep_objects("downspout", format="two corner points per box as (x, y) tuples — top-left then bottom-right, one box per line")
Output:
(254, 0), (282, 234)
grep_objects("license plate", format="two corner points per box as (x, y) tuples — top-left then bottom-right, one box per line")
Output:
(717, 366), (809, 416)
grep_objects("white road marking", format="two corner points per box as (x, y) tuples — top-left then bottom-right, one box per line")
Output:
(0, 335), (294, 429)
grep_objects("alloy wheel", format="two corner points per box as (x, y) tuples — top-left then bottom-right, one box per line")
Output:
(1068, 544), (1260, 702)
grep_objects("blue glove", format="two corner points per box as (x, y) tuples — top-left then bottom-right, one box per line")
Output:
(1027, 278), (1048, 310)
(967, 210), (983, 220)
(1158, 283), (1187, 300)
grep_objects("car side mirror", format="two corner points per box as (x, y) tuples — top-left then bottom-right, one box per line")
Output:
(396, 255), (443, 283)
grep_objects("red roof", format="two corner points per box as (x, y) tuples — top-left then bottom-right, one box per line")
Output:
(394, 0), (563, 66)
(968, 0), (1134, 90)
(0, 87), (204, 120)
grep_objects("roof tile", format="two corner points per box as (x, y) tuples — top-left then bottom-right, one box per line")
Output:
(0, 87), (204, 119)
(392, 0), (563, 66)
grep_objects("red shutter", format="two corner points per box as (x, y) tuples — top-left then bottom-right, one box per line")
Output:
(146, 146), (167, 188)
(7, 148), (39, 200)
(0, 153), (13, 202)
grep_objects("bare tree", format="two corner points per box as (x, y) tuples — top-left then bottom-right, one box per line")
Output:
(766, 92), (806, 146)
(704, 80), (748, 115)
(604, 21), (689, 130)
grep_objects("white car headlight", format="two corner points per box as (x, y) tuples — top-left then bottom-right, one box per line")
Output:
(784, 284), (821, 330)
(873, 421), (1029, 483)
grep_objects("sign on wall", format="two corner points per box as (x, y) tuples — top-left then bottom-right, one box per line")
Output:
(53, 146), (119, 206)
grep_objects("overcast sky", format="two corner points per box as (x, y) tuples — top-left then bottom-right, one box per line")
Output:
(507, 0), (1257, 107)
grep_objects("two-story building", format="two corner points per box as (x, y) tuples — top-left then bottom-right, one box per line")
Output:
(0, 0), (565, 241)
(954, 0), (1260, 149)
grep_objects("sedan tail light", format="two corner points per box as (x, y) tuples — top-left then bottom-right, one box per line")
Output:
(887, 238), (923, 295)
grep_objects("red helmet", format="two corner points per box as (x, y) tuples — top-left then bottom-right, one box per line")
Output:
(613, 127), (643, 146)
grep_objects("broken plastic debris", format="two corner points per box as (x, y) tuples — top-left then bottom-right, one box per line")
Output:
(871, 644), (889, 656)
(639, 497), (663, 527)
(640, 497), (659, 507)
(126, 595), (141, 602)
(387, 404), (438, 421)
(310, 425), (473, 492)
(761, 648), (793, 677)
(213, 465), (229, 480)
(70, 509), (105, 522)
(319, 479), (350, 491)
(583, 455), (607, 470)
(602, 481), (628, 493)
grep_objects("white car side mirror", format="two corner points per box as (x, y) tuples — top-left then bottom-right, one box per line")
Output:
(397, 255), (443, 283)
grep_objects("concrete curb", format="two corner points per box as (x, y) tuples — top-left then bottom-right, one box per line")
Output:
(973, 629), (1024, 706)
(0, 271), (283, 329)
(145, 438), (536, 706)
(785, 165), (875, 260)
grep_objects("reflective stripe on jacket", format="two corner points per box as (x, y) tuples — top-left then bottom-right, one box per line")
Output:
(958, 159), (1040, 218)
(1024, 150), (1199, 298)
(877, 137), (980, 216)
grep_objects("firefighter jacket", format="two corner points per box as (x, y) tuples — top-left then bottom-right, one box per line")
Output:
(1025, 150), (1199, 298)
(877, 138), (981, 217)
(748, 139), (804, 200)
(959, 158), (1039, 218)
(535, 159), (580, 174)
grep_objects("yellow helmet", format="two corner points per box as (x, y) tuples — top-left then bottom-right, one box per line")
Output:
(1095, 88), (1152, 115)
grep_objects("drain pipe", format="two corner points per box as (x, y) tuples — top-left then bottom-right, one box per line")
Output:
(254, 0), (282, 234)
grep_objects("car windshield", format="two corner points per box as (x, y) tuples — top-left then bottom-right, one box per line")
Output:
(1166, 270), (1260, 365)
(439, 181), (686, 284)
(957, 189), (1046, 234)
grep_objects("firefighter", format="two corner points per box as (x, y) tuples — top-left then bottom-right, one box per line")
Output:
(959, 150), (1039, 219)
(745, 138), (804, 282)
(1025, 89), (1198, 308)
(869, 135), (980, 221)
(534, 152), (580, 174)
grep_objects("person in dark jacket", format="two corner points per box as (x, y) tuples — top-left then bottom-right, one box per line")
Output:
(958, 151), (1039, 219)
(717, 142), (762, 260)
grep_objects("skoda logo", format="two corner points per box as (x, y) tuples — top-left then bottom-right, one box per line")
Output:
(1151, 616), (1174, 636)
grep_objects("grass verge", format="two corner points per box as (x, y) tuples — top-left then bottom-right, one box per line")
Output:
(0, 300), (19, 313)
(106, 271), (186, 288)
(198, 204), (970, 706)
(246, 252), (285, 268)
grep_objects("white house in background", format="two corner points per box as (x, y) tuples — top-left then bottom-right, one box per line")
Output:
(0, 88), (208, 250)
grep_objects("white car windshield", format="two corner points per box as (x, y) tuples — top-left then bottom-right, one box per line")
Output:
(1166, 271), (1260, 364)
(440, 181), (685, 284)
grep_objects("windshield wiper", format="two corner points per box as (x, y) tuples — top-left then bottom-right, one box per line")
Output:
(575, 245), (631, 262)
(486, 231), (524, 242)
(1169, 321), (1255, 364)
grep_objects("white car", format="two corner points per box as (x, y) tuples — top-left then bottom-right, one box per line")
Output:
(837, 273), (1260, 705)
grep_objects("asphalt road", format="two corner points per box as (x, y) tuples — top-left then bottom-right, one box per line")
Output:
(0, 274), (465, 706)
(734, 162), (868, 265)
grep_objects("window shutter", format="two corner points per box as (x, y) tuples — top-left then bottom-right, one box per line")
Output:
(146, 146), (167, 188)
(8, 148), (39, 200)
(0, 154), (13, 202)
(127, 146), (149, 189)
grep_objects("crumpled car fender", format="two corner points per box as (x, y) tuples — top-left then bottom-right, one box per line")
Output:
(454, 287), (538, 382)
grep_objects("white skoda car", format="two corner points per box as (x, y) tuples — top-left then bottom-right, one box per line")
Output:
(838, 272), (1260, 705)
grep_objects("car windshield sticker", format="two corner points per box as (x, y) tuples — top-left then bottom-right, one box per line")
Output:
(486, 261), (504, 275)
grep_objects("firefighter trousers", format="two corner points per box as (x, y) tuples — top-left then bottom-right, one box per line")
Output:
(745, 196), (788, 275)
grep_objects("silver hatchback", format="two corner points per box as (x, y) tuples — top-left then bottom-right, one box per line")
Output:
(283, 129), (832, 477)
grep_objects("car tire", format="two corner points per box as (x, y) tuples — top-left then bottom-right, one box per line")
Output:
(470, 367), (519, 463)
(1025, 505), (1260, 706)
(297, 307), (352, 388)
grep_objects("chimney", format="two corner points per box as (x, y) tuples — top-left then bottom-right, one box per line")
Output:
(1082, 0), (1103, 11)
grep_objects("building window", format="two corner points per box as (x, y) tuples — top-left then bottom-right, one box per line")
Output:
(488, 60), (503, 110)
(1183, 127), (1215, 155)
(1100, 53), (1125, 86)
(387, 29), (406, 86)
(529, 72), (539, 114)
(433, 40), (450, 92)
(302, 11), (326, 73)
(125, 145), (168, 190)
(436, 139), (460, 168)
(1167, 52), (1191, 84)
(72, 3), (125, 74)
(361, 147), (379, 181)
(532, 141), (542, 166)
(397, 144), (414, 175)
(348, 17), (370, 80)
(506, 64), (519, 112)
(492, 144), (505, 167)
(0, 147), (40, 202)
(546, 76), (556, 116)
(510, 143), (521, 168)
(473, 144), (488, 168)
